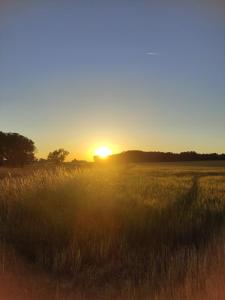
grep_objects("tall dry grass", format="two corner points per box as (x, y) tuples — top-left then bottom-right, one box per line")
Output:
(0, 164), (224, 299)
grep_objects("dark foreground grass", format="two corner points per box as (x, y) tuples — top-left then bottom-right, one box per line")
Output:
(0, 164), (225, 299)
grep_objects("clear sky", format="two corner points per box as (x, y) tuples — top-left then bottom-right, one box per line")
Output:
(0, 0), (224, 160)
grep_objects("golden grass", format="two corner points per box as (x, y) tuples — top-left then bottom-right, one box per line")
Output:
(0, 163), (224, 299)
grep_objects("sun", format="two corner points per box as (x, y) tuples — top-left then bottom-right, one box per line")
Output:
(95, 146), (112, 159)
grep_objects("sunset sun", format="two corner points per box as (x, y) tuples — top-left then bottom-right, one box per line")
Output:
(95, 146), (112, 159)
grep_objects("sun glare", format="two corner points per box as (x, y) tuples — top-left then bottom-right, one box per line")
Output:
(95, 146), (112, 159)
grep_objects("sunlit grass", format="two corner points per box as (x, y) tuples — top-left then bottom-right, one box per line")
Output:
(0, 163), (224, 299)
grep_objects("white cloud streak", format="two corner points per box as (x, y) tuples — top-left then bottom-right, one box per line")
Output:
(146, 52), (159, 56)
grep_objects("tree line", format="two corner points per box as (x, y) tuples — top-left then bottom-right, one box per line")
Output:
(105, 150), (225, 163)
(0, 131), (69, 166)
(1, 131), (225, 167)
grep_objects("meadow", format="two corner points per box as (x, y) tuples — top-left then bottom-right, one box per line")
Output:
(0, 161), (225, 299)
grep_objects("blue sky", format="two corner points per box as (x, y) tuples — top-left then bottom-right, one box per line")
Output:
(0, 0), (224, 160)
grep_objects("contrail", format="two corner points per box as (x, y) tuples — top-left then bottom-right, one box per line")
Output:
(146, 52), (159, 56)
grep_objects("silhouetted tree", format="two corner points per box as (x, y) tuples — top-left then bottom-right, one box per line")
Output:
(47, 149), (69, 163)
(0, 131), (36, 166)
(71, 158), (78, 163)
(0, 132), (6, 166)
(107, 150), (225, 163)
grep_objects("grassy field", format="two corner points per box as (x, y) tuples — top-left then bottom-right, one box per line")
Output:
(0, 162), (225, 299)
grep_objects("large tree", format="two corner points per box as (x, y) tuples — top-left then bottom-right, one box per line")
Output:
(0, 131), (36, 166)
(47, 148), (69, 163)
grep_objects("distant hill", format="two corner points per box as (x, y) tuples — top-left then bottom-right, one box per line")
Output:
(102, 150), (225, 163)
